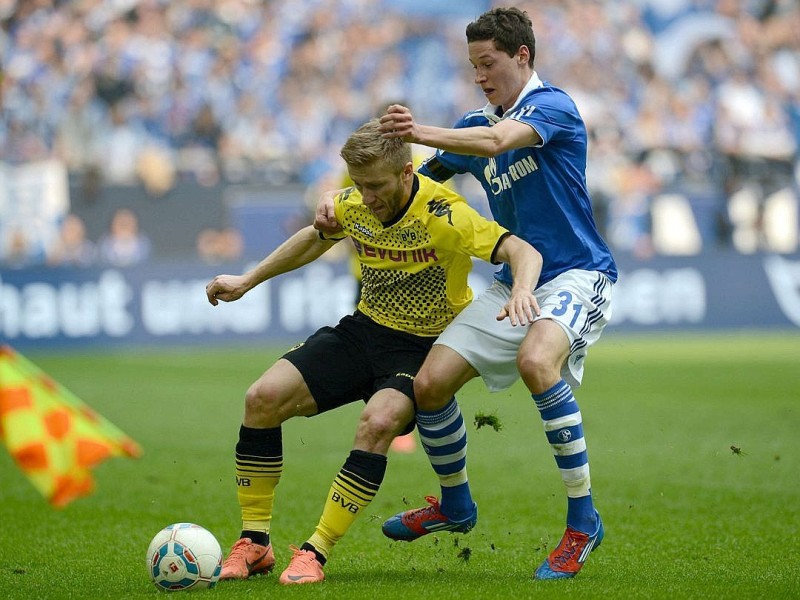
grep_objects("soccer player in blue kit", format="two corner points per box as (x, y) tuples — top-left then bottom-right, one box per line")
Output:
(371, 7), (618, 580)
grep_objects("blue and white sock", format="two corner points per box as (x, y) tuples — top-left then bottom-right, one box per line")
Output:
(532, 379), (596, 533)
(416, 397), (473, 519)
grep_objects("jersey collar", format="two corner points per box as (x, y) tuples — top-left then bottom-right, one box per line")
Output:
(481, 71), (544, 123)
(382, 173), (419, 227)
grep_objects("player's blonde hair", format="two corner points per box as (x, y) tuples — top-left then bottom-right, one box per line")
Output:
(340, 118), (412, 174)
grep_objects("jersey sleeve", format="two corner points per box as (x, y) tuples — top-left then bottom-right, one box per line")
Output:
(418, 154), (459, 182)
(429, 194), (509, 264)
(320, 188), (351, 242)
(507, 89), (578, 146)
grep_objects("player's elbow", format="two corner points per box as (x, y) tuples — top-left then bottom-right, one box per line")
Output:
(463, 127), (506, 157)
(530, 245), (543, 265)
(480, 122), (534, 157)
(476, 134), (506, 157)
(503, 236), (542, 271)
(522, 242), (543, 268)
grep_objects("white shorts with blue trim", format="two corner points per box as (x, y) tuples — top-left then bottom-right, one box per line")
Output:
(435, 269), (614, 392)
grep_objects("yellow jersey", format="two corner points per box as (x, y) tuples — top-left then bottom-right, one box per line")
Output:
(338, 149), (455, 283)
(332, 173), (509, 336)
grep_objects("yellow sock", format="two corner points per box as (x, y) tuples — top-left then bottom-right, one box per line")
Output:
(235, 425), (283, 539)
(236, 454), (282, 534)
(307, 450), (385, 560)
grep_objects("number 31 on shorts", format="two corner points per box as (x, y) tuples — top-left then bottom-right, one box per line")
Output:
(551, 291), (583, 328)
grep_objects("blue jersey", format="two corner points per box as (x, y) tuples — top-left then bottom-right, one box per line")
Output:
(419, 73), (617, 286)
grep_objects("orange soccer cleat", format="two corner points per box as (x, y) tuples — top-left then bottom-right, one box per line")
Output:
(219, 538), (275, 580)
(279, 545), (325, 585)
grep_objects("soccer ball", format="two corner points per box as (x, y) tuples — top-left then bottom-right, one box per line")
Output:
(146, 523), (223, 592)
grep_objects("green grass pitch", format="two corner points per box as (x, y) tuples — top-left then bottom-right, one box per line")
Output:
(1, 332), (798, 599)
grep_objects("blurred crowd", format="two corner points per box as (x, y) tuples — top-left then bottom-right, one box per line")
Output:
(1, 0), (799, 264)
(1, 203), (244, 269)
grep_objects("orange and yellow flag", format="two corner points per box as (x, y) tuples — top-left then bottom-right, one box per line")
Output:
(0, 345), (142, 508)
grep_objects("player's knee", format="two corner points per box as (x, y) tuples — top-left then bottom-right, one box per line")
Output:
(517, 349), (557, 392)
(413, 370), (447, 411)
(244, 379), (283, 421)
(357, 410), (404, 447)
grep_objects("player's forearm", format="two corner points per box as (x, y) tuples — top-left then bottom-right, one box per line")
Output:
(414, 118), (539, 158)
(414, 124), (503, 158)
(497, 236), (542, 292)
(243, 226), (334, 289)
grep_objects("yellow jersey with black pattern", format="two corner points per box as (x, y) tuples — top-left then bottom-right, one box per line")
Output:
(333, 173), (509, 336)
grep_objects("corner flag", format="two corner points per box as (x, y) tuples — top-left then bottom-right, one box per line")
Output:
(0, 345), (142, 508)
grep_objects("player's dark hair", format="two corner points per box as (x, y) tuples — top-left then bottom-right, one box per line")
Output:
(340, 118), (412, 174)
(466, 7), (536, 67)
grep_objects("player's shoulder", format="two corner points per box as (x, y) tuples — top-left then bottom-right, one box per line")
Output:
(454, 107), (492, 128)
(416, 173), (467, 206)
(411, 175), (479, 234)
(334, 186), (369, 224)
(335, 186), (360, 205)
(519, 82), (579, 114)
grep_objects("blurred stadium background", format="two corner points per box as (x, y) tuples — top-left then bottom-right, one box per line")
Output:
(1, 0), (800, 349)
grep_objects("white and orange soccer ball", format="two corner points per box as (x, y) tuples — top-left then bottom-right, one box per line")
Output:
(146, 523), (223, 592)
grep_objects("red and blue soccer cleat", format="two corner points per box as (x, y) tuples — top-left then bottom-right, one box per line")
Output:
(534, 511), (604, 580)
(382, 495), (478, 541)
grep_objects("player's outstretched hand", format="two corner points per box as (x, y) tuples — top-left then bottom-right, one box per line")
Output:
(497, 289), (540, 326)
(379, 104), (419, 142)
(206, 274), (249, 306)
(314, 189), (343, 235)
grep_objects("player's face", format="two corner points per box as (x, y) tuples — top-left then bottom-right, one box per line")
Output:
(348, 161), (413, 221)
(469, 40), (530, 110)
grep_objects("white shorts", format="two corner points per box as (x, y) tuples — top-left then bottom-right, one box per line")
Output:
(436, 269), (614, 392)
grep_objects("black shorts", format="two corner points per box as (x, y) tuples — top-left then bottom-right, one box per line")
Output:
(282, 311), (436, 431)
